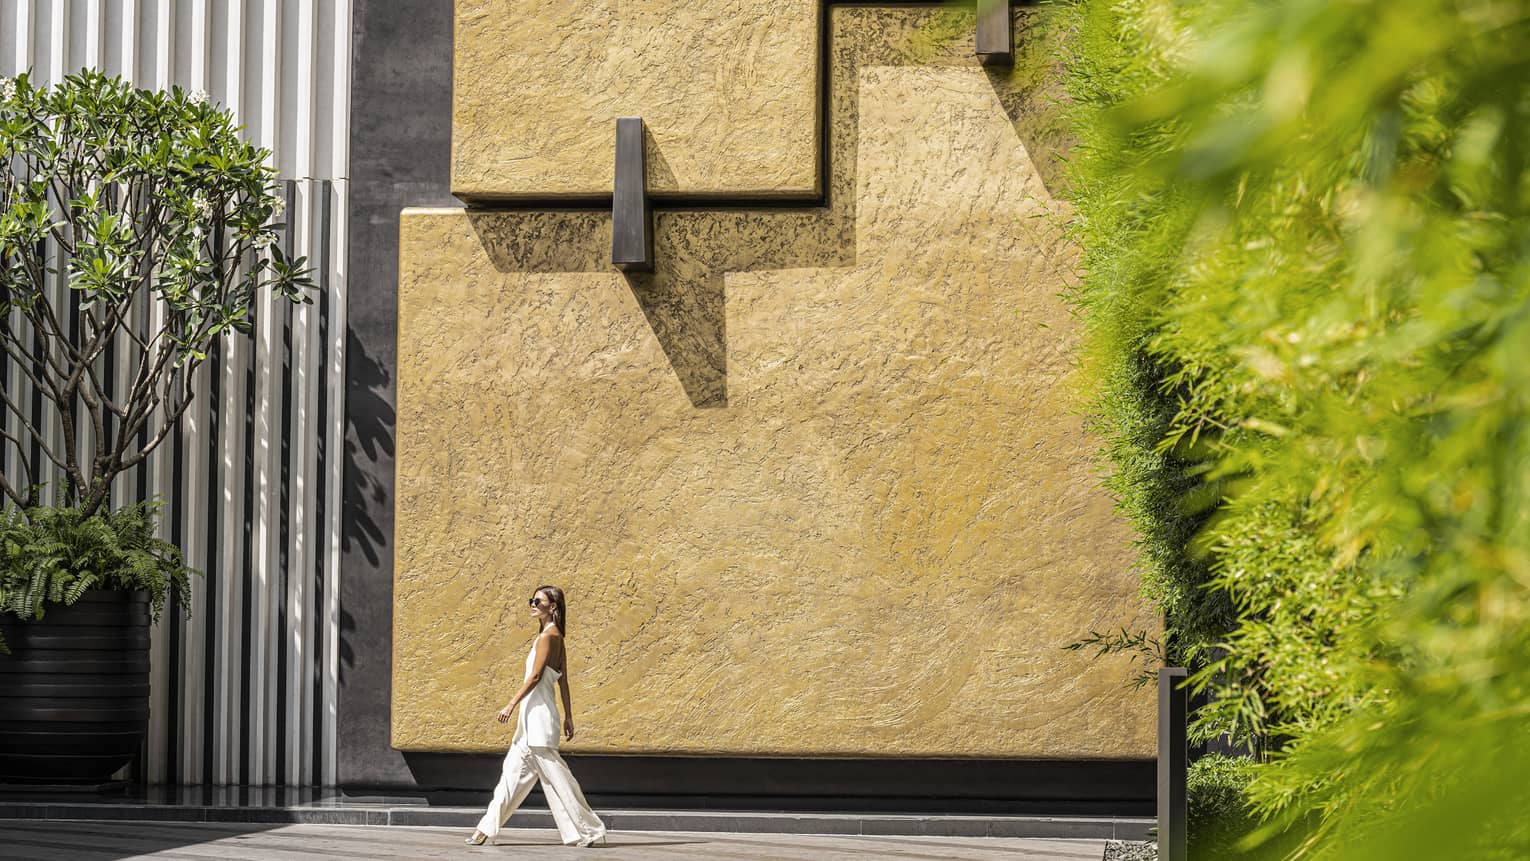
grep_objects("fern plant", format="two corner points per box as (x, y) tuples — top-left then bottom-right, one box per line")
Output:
(0, 501), (196, 653)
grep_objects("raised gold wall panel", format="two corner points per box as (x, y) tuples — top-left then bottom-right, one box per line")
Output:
(397, 7), (1155, 757)
(452, 0), (820, 201)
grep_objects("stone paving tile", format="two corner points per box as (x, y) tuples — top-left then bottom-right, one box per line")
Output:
(0, 822), (1109, 861)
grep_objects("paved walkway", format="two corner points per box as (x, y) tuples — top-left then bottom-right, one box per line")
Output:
(0, 820), (1109, 860)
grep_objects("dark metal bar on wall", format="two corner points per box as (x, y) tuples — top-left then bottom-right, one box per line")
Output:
(975, 0), (1014, 65)
(1158, 667), (1188, 861)
(611, 116), (653, 272)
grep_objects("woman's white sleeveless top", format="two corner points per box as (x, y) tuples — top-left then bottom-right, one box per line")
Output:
(514, 636), (562, 749)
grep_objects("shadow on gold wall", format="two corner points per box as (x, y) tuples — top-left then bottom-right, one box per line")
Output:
(458, 6), (1068, 410)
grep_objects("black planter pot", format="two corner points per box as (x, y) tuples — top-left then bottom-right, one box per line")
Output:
(0, 590), (150, 784)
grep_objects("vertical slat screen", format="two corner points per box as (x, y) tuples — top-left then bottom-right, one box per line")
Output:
(0, 0), (351, 787)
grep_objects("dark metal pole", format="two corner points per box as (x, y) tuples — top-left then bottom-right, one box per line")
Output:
(612, 116), (653, 272)
(1159, 667), (1188, 861)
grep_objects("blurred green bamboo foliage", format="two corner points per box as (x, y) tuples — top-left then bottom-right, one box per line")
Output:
(1055, 0), (1530, 856)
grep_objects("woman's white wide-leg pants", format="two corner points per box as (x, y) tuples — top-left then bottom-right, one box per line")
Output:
(475, 740), (606, 844)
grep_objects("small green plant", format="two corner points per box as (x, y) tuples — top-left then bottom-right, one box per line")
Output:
(1063, 626), (1165, 687)
(1188, 754), (1257, 859)
(0, 501), (195, 652)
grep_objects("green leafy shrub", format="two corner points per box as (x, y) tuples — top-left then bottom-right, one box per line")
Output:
(0, 502), (196, 652)
(1188, 754), (1256, 859)
(1057, 0), (1530, 857)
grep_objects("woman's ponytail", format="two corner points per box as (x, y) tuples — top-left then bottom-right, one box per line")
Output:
(536, 585), (567, 637)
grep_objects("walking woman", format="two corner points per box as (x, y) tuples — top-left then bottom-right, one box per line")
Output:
(466, 586), (607, 847)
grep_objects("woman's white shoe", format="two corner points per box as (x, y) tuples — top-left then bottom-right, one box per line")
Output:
(575, 833), (607, 847)
(464, 831), (488, 846)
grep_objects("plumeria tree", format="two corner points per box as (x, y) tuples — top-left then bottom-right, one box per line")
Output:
(0, 70), (312, 517)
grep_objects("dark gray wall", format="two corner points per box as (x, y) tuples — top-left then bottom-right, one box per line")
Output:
(340, 0), (459, 788)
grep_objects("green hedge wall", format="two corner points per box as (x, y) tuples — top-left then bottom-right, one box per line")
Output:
(1056, 0), (1530, 857)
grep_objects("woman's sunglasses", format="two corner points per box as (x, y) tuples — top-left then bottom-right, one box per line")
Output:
(529, 596), (549, 608)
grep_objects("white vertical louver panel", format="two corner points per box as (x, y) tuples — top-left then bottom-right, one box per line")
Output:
(286, 181), (310, 787)
(213, 0), (243, 788)
(177, 0), (210, 786)
(146, 293), (172, 784)
(47, 1), (66, 81)
(118, 0), (138, 79)
(141, 0), (173, 789)
(151, 0), (169, 87)
(81, 0), (101, 69)
(319, 0), (348, 792)
(0, 0), (350, 788)
(289, 0), (315, 789)
(246, 0), (278, 788)
(8, 4), (37, 71)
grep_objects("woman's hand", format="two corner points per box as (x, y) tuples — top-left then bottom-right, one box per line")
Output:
(563, 716), (576, 741)
(497, 703), (514, 724)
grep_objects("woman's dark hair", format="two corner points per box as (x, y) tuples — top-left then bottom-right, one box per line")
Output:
(534, 585), (567, 637)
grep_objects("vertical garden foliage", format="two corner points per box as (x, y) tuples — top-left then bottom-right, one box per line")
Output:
(1059, 0), (1530, 857)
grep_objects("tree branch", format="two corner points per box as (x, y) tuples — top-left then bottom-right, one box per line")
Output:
(0, 453), (34, 509)
(0, 317), (57, 396)
(0, 424), (40, 489)
(120, 382), (198, 470)
(0, 382), (71, 477)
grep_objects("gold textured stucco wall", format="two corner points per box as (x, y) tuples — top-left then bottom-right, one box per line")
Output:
(394, 6), (1157, 757)
(452, 0), (820, 201)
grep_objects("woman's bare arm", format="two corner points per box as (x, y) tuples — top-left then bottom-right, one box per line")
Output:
(558, 668), (575, 736)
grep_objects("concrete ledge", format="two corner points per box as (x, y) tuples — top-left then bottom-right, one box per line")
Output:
(0, 802), (1152, 839)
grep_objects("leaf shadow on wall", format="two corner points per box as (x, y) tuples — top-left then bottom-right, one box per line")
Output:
(338, 329), (394, 684)
(342, 328), (394, 571)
